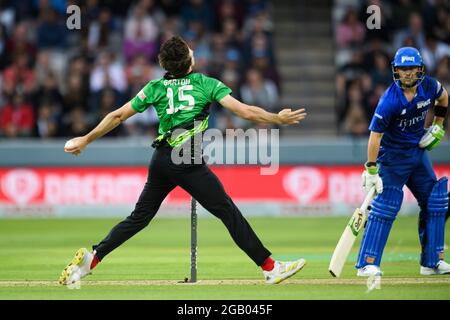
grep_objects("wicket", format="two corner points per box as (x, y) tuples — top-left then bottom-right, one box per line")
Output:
(190, 196), (197, 283)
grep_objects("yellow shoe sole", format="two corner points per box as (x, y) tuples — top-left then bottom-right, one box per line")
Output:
(273, 260), (307, 284)
(58, 248), (86, 285)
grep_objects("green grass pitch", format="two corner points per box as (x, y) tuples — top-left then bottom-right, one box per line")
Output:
(0, 216), (449, 300)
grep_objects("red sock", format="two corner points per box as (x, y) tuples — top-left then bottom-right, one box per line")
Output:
(90, 255), (100, 270)
(261, 257), (275, 271)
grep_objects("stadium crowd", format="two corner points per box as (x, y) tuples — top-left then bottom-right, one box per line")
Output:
(0, 0), (278, 139)
(334, 0), (450, 137)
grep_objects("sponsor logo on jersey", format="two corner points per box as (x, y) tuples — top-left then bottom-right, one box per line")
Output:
(417, 98), (431, 109)
(401, 56), (415, 63)
(397, 110), (427, 130)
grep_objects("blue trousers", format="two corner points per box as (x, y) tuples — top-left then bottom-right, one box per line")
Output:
(378, 147), (436, 206)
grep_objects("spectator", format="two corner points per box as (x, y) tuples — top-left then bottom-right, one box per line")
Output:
(246, 31), (273, 64)
(238, 68), (279, 130)
(341, 81), (369, 137)
(5, 22), (36, 64)
(184, 30), (212, 75)
(159, 16), (181, 45)
(221, 18), (243, 52)
(336, 50), (367, 83)
(125, 54), (164, 95)
(335, 8), (366, 49)
(61, 106), (92, 137)
(181, 0), (214, 31)
(335, 1), (449, 135)
(208, 33), (227, 78)
(90, 51), (127, 94)
(214, 0), (245, 32)
(242, 10), (273, 41)
(244, 0), (269, 17)
(0, 0), (278, 139)
(367, 83), (388, 122)
(432, 5), (449, 43)
(390, 0), (420, 30)
(35, 101), (59, 138)
(87, 7), (118, 53)
(393, 12), (426, 50)
(251, 54), (280, 91)
(63, 74), (89, 111)
(370, 51), (392, 89)
(434, 56), (450, 95)
(0, 93), (34, 138)
(240, 68), (279, 116)
(0, 24), (7, 70)
(33, 0), (67, 16)
(211, 68), (241, 131)
(34, 50), (53, 87)
(33, 72), (63, 111)
(123, 0), (159, 62)
(158, 0), (182, 18)
(2, 52), (36, 97)
(36, 8), (68, 49)
(422, 34), (450, 75)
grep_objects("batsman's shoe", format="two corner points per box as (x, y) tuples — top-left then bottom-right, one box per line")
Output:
(357, 265), (383, 277)
(59, 248), (94, 285)
(263, 259), (306, 284)
(420, 260), (450, 275)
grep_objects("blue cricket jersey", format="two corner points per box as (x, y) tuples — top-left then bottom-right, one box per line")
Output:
(369, 76), (443, 150)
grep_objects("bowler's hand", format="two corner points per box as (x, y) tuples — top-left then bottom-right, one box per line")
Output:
(278, 108), (307, 125)
(64, 136), (88, 156)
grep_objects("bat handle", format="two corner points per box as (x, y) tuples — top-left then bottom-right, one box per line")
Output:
(361, 187), (376, 213)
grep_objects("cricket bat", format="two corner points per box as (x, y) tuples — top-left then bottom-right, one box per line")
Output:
(329, 187), (376, 277)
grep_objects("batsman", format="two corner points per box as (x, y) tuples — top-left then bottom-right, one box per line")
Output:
(358, 47), (450, 277)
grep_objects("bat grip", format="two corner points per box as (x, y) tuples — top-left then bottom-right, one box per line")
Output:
(360, 187), (376, 213)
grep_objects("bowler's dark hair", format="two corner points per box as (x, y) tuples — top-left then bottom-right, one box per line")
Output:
(158, 36), (191, 78)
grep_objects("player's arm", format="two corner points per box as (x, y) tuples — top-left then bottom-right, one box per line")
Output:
(218, 94), (307, 125)
(362, 131), (384, 194)
(367, 131), (383, 164)
(432, 84), (448, 127)
(420, 83), (448, 150)
(64, 101), (137, 155)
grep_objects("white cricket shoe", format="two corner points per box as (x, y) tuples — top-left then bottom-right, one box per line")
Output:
(357, 265), (383, 277)
(59, 248), (94, 286)
(263, 259), (306, 284)
(420, 260), (450, 275)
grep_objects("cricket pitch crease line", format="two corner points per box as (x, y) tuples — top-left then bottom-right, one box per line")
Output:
(1, 278), (450, 287)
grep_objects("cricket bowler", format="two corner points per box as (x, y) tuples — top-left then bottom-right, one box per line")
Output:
(59, 36), (307, 286)
(358, 46), (450, 277)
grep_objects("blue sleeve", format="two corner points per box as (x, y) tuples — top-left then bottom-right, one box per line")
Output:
(369, 94), (397, 133)
(425, 76), (443, 100)
(435, 81), (444, 100)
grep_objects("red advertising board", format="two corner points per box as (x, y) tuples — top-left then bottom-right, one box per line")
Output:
(1, 165), (449, 207)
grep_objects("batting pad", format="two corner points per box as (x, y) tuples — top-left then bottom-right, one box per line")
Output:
(421, 177), (448, 268)
(356, 186), (403, 268)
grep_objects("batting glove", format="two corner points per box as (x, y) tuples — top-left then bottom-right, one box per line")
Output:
(361, 163), (383, 194)
(419, 123), (445, 151)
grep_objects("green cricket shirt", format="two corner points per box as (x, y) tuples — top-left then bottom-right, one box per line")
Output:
(130, 73), (232, 146)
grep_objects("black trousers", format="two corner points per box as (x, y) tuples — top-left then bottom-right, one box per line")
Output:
(92, 144), (271, 266)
